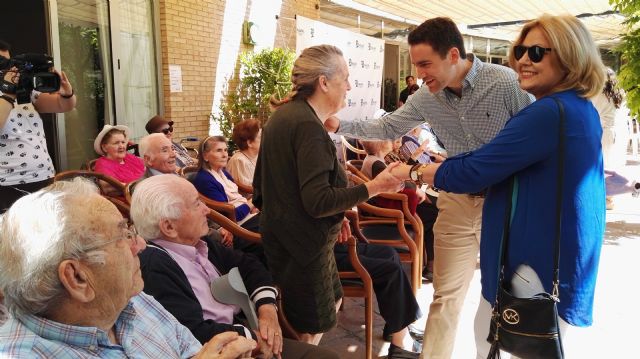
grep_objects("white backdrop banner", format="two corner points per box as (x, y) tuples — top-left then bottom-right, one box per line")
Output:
(296, 16), (384, 122)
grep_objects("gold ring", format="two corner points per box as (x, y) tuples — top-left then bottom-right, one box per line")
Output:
(275, 332), (280, 336)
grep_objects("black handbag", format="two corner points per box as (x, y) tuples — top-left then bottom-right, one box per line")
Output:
(486, 98), (566, 359)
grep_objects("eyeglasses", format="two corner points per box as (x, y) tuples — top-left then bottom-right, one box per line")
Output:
(161, 126), (174, 135)
(83, 224), (140, 252)
(513, 45), (552, 63)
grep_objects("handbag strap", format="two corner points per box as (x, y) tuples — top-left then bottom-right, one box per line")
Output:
(497, 97), (565, 299)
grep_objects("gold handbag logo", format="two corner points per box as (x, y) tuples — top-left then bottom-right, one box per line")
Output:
(502, 309), (520, 324)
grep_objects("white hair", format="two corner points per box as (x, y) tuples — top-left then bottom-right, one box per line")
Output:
(130, 175), (186, 240)
(0, 178), (114, 316)
(138, 133), (167, 158)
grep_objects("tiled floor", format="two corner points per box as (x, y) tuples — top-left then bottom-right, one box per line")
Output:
(319, 155), (640, 358)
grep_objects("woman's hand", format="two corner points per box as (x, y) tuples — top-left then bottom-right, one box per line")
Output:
(337, 217), (351, 244)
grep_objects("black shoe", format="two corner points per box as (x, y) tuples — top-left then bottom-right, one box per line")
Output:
(422, 267), (433, 282)
(387, 343), (420, 359)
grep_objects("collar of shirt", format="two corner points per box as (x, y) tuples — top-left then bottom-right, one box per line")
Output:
(153, 239), (208, 265)
(17, 300), (137, 351)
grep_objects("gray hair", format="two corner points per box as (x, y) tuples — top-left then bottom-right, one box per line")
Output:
(130, 175), (186, 240)
(0, 178), (114, 317)
(138, 133), (167, 158)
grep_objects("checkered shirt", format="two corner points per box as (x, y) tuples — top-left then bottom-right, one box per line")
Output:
(339, 55), (534, 156)
(0, 293), (201, 358)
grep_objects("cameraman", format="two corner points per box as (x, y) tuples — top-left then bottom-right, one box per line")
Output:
(0, 39), (76, 211)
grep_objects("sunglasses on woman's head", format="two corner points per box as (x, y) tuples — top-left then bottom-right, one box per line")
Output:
(161, 126), (173, 135)
(513, 45), (552, 63)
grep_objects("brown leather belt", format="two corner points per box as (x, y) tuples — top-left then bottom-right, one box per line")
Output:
(468, 189), (487, 198)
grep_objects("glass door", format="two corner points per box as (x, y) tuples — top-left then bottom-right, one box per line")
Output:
(55, 0), (114, 170)
(111, 0), (159, 141)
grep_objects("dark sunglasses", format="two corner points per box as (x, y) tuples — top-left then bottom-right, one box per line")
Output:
(513, 45), (552, 63)
(161, 126), (174, 135)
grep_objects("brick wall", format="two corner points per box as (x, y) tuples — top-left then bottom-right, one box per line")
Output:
(158, 0), (319, 140)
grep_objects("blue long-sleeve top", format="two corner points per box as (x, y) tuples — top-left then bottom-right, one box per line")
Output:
(192, 168), (250, 221)
(434, 90), (605, 327)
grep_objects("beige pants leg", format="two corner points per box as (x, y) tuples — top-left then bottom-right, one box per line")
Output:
(420, 192), (483, 359)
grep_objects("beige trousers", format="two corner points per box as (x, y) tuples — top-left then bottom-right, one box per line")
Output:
(420, 192), (484, 359)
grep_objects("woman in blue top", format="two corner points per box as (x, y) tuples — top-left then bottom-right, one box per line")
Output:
(192, 135), (265, 264)
(394, 14), (605, 358)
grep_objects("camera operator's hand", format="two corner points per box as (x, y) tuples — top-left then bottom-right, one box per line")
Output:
(33, 68), (76, 114)
(53, 69), (73, 97)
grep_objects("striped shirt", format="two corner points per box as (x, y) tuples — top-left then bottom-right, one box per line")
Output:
(0, 293), (201, 358)
(338, 55), (534, 156)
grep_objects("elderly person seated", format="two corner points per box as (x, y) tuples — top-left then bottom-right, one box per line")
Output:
(193, 136), (264, 262)
(138, 133), (235, 248)
(361, 139), (439, 282)
(93, 124), (144, 183)
(145, 115), (197, 168)
(139, 133), (179, 178)
(131, 175), (338, 359)
(0, 178), (257, 358)
(227, 119), (261, 188)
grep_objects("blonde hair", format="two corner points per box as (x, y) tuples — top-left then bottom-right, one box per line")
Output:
(269, 45), (344, 108)
(509, 14), (605, 98)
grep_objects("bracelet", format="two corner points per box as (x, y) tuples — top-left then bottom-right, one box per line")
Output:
(60, 89), (74, 99)
(0, 94), (15, 108)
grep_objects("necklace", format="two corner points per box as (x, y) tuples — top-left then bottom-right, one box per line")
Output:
(240, 151), (257, 166)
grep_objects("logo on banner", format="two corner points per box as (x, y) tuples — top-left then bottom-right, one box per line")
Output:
(310, 28), (315, 38)
(360, 99), (367, 106)
(355, 40), (364, 49)
(348, 58), (357, 67)
(361, 61), (370, 69)
(367, 81), (374, 88)
(296, 28), (304, 35)
(374, 62), (380, 70)
(368, 43), (375, 51)
(348, 99), (357, 107)
(354, 80), (362, 88)
(370, 99), (378, 106)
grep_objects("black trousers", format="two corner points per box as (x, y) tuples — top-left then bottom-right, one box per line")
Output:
(416, 195), (439, 262)
(237, 214), (267, 266)
(334, 242), (422, 334)
(0, 178), (54, 213)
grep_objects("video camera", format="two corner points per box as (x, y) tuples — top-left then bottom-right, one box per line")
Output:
(0, 53), (61, 104)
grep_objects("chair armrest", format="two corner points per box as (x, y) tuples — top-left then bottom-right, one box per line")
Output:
(200, 195), (237, 222)
(236, 181), (254, 195)
(206, 209), (261, 243)
(345, 210), (369, 244)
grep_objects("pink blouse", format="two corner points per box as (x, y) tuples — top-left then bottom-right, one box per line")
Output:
(94, 153), (145, 183)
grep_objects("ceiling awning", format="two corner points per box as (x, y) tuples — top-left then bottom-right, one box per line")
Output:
(322, 0), (626, 48)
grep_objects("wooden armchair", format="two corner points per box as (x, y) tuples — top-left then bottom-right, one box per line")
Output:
(347, 173), (424, 293)
(339, 210), (374, 359)
(54, 170), (130, 219)
(346, 159), (369, 182)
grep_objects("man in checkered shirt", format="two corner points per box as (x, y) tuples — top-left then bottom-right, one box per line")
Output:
(328, 17), (533, 359)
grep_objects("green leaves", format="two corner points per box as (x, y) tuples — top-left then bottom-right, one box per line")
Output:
(211, 48), (295, 139)
(611, 0), (640, 116)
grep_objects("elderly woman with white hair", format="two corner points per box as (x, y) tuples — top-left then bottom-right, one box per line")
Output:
(0, 178), (257, 358)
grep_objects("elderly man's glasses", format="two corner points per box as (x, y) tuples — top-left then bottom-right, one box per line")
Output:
(83, 224), (140, 252)
(513, 45), (552, 63)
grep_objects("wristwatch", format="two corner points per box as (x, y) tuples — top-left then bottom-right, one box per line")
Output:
(409, 164), (426, 184)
